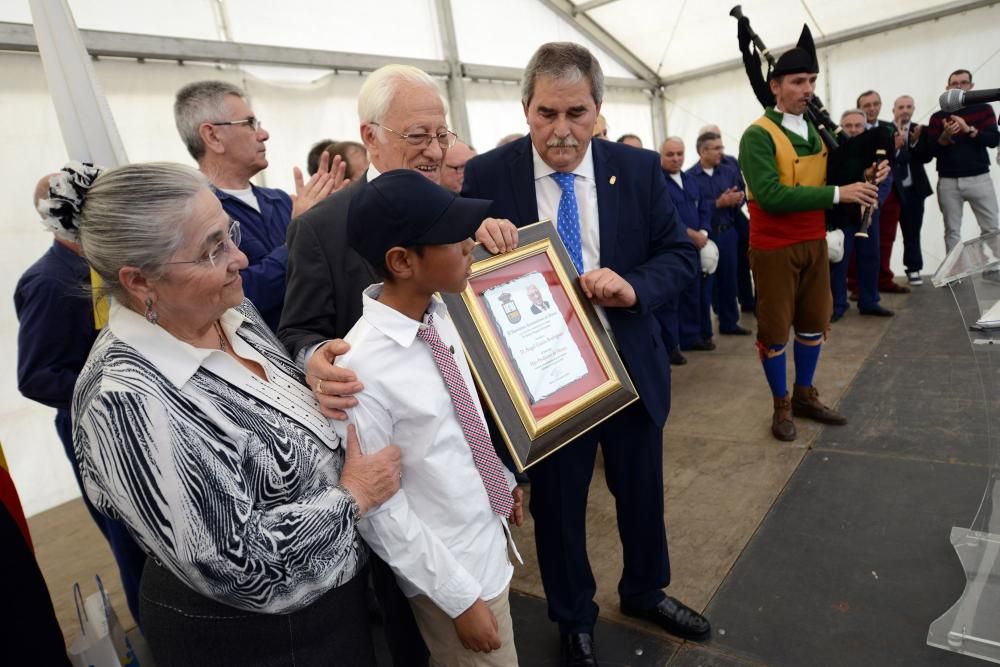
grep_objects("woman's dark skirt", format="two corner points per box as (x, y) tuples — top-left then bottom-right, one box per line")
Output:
(140, 559), (375, 666)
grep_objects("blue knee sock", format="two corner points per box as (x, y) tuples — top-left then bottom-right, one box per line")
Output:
(757, 342), (787, 398)
(794, 333), (824, 387)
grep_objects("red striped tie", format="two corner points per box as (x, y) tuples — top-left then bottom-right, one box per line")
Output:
(417, 315), (514, 517)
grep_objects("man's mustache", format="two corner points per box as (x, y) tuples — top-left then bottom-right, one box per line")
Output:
(547, 136), (580, 148)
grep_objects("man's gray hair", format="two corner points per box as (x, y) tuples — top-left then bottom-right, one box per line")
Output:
(696, 131), (721, 153)
(358, 65), (447, 140)
(521, 42), (604, 106)
(174, 80), (246, 161)
(80, 162), (207, 302)
(840, 108), (865, 122)
(661, 136), (684, 151)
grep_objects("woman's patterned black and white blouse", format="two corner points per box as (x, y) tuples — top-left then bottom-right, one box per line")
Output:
(73, 298), (365, 614)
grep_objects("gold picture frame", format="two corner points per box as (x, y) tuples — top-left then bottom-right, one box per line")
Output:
(442, 220), (638, 471)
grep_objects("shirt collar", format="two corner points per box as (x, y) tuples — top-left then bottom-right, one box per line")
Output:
(532, 140), (595, 182)
(360, 284), (449, 348)
(366, 163), (382, 182)
(108, 299), (247, 389)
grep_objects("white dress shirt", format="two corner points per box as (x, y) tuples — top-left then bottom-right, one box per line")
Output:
(669, 172), (684, 189)
(333, 286), (518, 618)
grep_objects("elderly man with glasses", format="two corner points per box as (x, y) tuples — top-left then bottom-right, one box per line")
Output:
(279, 64), (511, 667)
(173, 81), (345, 331)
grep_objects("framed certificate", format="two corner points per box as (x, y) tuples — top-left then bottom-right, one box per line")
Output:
(442, 220), (638, 471)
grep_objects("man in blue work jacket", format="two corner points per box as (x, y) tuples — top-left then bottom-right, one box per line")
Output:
(658, 136), (715, 359)
(173, 81), (342, 330)
(688, 131), (752, 336)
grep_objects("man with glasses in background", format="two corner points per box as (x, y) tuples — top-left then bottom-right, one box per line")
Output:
(441, 141), (477, 193)
(173, 81), (344, 330)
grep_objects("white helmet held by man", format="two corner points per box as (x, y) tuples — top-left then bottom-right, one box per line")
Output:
(700, 239), (719, 275)
(826, 228), (845, 264)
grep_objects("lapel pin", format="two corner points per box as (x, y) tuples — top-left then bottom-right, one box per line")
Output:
(609, 175), (617, 185)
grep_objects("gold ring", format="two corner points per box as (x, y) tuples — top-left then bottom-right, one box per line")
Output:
(316, 379), (323, 394)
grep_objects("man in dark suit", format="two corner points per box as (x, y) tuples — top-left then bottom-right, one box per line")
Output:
(527, 284), (552, 313)
(891, 95), (933, 285)
(278, 63), (483, 667)
(462, 42), (707, 666)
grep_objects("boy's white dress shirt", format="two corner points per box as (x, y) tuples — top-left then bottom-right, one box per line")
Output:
(334, 285), (518, 618)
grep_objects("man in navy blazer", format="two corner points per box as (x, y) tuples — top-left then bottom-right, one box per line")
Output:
(463, 42), (706, 665)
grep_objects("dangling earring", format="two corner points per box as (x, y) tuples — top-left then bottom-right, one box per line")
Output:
(144, 296), (158, 325)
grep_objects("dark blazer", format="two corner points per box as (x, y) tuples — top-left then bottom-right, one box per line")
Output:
(899, 124), (934, 202)
(278, 175), (377, 358)
(462, 137), (697, 427)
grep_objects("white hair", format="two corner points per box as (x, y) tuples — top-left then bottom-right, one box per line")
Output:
(357, 65), (447, 141)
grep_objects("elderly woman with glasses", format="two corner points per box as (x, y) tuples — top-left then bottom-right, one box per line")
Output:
(56, 162), (400, 666)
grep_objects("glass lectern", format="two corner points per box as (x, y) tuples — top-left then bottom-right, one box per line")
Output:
(928, 230), (1000, 663)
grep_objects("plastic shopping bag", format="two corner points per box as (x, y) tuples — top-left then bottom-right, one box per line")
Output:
(68, 576), (140, 667)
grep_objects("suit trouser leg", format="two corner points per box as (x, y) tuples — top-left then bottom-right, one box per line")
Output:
(965, 173), (1000, 237)
(528, 430), (601, 634)
(938, 177), (964, 253)
(830, 227), (856, 317)
(855, 210), (881, 311)
(371, 553), (430, 666)
(878, 191), (901, 289)
(736, 211), (755, 309)
(600, 404), (671, 610)
(528, 402), (671, 633)
(699, 273), (715, 341)
(712, 227), (740, 331)
(654, 302), (680, 353)
(899, 199), (925, 273)
(678, 273), (707, 348)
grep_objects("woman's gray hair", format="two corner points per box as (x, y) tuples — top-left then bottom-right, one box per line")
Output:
(174, 80), (246, 160)
(521, 42), (604, 107)
(357, 65), (447, 140)
(80, 162), (208, 301)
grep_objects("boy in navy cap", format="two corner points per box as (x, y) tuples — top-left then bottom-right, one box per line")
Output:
(337, 169), (524, 665)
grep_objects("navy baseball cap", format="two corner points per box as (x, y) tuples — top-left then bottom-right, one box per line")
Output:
(347, 169), (493, 268)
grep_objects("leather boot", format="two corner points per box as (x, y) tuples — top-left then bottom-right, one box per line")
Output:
(792, 384), (848, 425)
(772, 393), (796, 441)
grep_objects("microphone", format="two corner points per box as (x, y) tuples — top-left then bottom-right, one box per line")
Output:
(939, 88), (1000, 112)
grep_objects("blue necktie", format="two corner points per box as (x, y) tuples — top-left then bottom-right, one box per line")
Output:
(551, 172), (584, 274)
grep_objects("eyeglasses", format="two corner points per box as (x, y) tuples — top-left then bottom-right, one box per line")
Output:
(165, 220), (242, 268)
(371, 123), (457, 149)
(210, 117), (262, 131)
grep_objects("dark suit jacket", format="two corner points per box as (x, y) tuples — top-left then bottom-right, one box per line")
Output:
(462, 137), (698, 427)
(899, 124), (933, 202)
(278, 175), (377, 358)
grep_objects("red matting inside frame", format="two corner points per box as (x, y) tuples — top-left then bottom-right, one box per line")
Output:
(469, 251), (608, 421)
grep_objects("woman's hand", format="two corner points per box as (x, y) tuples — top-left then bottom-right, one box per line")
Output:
(338, 424), (401, 515)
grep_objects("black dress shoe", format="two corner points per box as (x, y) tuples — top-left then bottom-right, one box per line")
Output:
(859, 305), (894, 317)
(683, 338), (716, 352)
(621, 596), (711, 641)
(830, 311), (845, 323)
(720, 326), (752, 335)
(561, 632), (597, 666)
(669, 348), (688, 366)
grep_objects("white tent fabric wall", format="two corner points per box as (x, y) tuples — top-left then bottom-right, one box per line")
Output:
(665, 3), (1000, 278)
